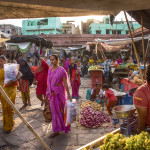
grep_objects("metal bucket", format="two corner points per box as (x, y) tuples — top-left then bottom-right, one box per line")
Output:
(114, 105), (136, 119)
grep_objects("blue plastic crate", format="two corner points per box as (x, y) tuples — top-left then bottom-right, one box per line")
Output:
(121, 94), (133, 105)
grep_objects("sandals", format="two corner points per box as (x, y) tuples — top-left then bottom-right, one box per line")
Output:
(49, 132), (59, 138)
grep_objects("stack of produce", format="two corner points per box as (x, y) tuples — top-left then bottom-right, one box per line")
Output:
(80, 106), (110, 128)
(117, 65), (125, 69)
(100, 132), (150, 150)
(81, 100), (102, 111)
(133, 75), (144, 85)
(125, 63), (136, 68)
(88, 65), (103, 71)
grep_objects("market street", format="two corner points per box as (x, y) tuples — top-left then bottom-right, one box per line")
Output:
(0, 77), (114, 150)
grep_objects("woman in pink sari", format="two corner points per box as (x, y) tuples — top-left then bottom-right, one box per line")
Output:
(64, 58), (70, 72)
(46, 54), (71, 138)
(68, 57), (80, 99)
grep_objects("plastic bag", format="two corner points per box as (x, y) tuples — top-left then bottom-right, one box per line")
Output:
(4, 63), (19, 86)
(64, 99), (76, 127)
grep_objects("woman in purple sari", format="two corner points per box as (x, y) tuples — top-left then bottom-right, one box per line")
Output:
(64, 58), (70, 72)
(46, 54), (71, 138)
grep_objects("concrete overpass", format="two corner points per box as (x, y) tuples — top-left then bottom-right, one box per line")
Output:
(40, 34), (128, 47)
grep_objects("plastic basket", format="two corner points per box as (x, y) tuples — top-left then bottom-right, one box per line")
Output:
(90, 70), (103, 89)
(128, 65), (137, 71)
(121, 94), (133, 105)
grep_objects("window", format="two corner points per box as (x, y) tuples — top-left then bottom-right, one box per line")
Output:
(112, 30), (116, 34)
(117, 30), (121, 34)
(37, 19), (48, 26)
(28, 21), (34, 26)
(126, 31), (129, 34)
(96, 30), (101, 34)
(106, 29), (110, 34)
(68, 30), (71, 34)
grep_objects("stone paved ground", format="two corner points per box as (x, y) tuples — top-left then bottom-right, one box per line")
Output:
(0, 77), (116, 150)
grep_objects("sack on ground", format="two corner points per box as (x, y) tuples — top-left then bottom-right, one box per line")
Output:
(4, 63), (19, 86)
(64, 100), (77, 127)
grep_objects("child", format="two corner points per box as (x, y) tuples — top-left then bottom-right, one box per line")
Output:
(103, 84), (119, 124)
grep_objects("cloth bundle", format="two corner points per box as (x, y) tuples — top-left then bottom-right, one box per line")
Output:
(4, 63), (19, 86)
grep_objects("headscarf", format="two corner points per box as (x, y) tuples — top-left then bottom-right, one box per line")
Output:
(19, 59), (34, 86)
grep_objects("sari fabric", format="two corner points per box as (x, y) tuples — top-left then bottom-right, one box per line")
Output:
(0, 68), (17, 131)
(64, 58), (70, 72)
(46, 66), (70, 133)
(69, 64), (80, 99)
(35, 60), (49, 95)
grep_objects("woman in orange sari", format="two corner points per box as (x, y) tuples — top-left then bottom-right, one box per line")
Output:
(0, 55), (19, 132)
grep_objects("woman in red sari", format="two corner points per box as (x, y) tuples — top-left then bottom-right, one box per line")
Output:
(35, 57), (50, 106)
(68, 57), (80, 99)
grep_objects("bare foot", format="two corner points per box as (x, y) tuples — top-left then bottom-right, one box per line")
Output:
(49, 132), (59, 138)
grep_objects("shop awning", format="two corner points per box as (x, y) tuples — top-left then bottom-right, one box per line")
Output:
(0, 0), (150, 19)
(101, 43), (125, 52)
(7, 35), (53, 48)
(95, 36), (150, 46)
(0, 38), (9, 43)
(0, 38), (9, 47)
(6, 42), (32, 53)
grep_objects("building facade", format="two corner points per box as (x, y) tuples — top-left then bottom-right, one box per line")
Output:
(40, 34), (128, 47)
(75, 25), (81, 34)
(81, 19), (96, 34)
(89, 17), (141, 35)
(0, 24), (22, 36)
(22, 17), (63, 35)
(63, 21), (76, 34)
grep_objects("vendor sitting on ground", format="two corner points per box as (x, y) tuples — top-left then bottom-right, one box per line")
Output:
(103, 84), (119, 124)
(133, 64), (150, 133)
(128, 68), (138, 80)
(89, 83), (103, 104)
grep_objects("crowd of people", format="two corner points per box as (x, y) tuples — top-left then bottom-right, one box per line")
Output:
(0, 51), (149, 138)
(0, 54), (82, 138)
